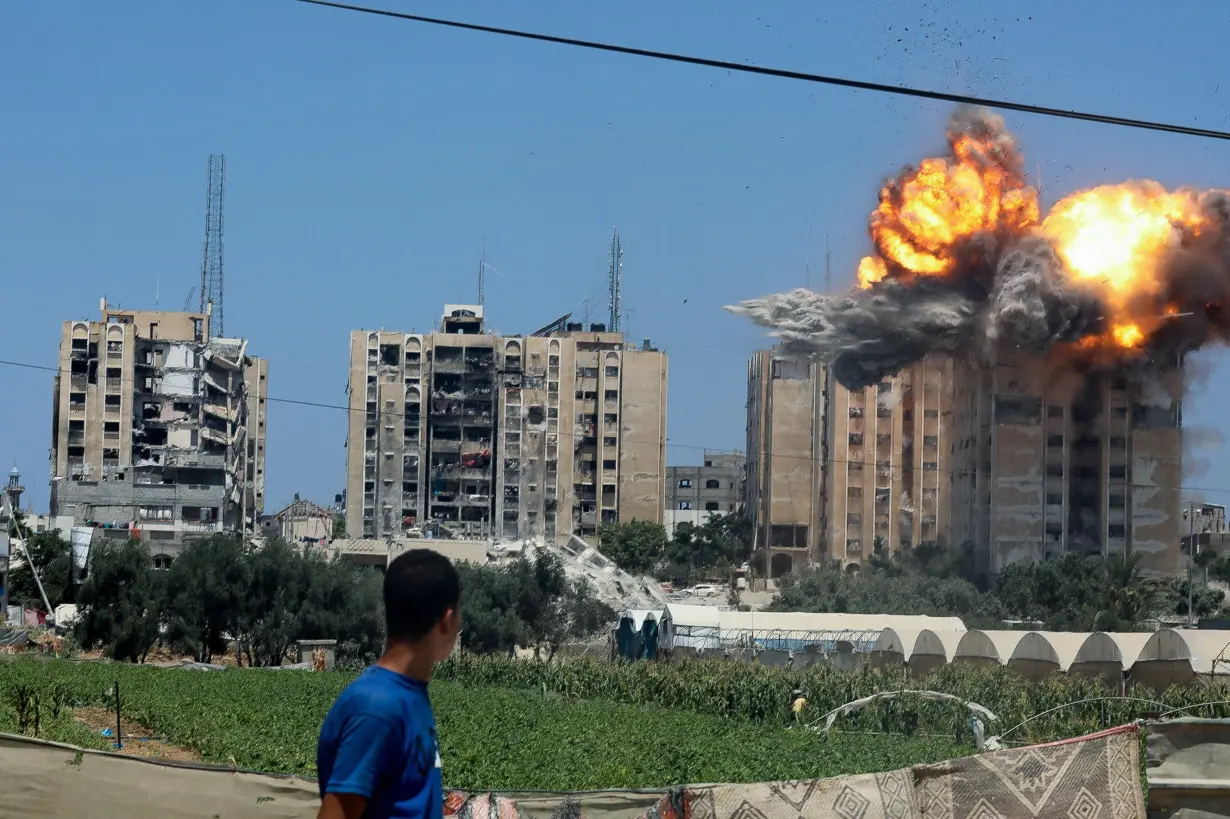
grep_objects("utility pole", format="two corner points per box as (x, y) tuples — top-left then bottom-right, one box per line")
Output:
(1187, 501), (1198, 627)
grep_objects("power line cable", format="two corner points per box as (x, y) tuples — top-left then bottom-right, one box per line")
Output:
(2, 355), (1221, 497)
(292, 0), (1230, 142)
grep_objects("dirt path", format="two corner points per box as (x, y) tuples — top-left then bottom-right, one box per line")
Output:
(72, 707), (200, 763)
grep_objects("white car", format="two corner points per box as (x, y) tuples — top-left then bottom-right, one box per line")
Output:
(690, 584), (719, 598)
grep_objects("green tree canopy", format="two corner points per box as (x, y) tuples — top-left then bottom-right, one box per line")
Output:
(74, 539), (163, 663)
(596, 519), (667, 575)
(162, 535), (250, 663)
(7, 529), (76, 612)
(456, 551), (617, 658)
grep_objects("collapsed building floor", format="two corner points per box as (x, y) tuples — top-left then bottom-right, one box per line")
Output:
(50, 303), (267, 555)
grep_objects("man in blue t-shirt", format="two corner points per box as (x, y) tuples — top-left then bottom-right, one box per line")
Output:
(317, 549), (461, 819)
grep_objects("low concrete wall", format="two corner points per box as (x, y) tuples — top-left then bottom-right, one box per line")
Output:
(1146, 718), (1230, 818)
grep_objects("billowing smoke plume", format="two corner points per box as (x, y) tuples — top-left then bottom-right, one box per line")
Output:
(728, 107), (1230, 390)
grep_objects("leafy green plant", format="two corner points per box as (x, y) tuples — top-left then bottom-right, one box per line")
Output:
(0, 654), (1226, 791)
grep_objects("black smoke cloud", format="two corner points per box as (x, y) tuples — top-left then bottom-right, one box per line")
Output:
(728, 108), (1230, 391)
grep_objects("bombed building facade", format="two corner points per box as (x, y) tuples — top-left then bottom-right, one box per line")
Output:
(746, 349), (952, 576)
(730, 106), (1229, 578)
(345, 305), (667, 543)
(745, 350), (825, 576)
(49, 300), (268, 555)
(823, 354), (952, 570)
(949, 349), (1183, 577)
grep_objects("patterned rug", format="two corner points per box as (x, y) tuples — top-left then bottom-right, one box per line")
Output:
(444, 725), (1144, 819)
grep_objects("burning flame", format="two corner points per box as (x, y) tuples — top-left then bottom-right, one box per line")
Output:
(730, 108), (1230, 393)
(858, 134), (1039, 289)
(857, 256), (888, 288)
(1041, 183), (1207, 349)
(1111, 323), (1145, 348)
(857, 132), (1216, 353)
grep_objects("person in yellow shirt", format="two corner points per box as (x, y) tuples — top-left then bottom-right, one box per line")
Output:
(791, 689), (807, 723)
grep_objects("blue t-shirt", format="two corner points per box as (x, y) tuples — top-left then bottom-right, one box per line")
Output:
(317, 667), (443, 819)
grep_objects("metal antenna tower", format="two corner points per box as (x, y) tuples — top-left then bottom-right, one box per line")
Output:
(199, 154), (226, 334)
(478, 239), (486, 309)
(825, 234), (832, 292)
(608, 228), (623, 332)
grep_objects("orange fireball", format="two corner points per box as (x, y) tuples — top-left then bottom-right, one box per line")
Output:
(1042, 182), (1209, 349)
(860, 131), (1039, 289)
(857, 256), (888, 288)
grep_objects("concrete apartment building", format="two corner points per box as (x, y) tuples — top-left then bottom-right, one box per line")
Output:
(344, 305), (667, 543)
(746, 349), (951, 577)
(49, 300), (268, 556)
(825, 355), (952, 569)
(1187, 503), (1227, 536)
(664, 450), (745, 538)
(745, 352), (825, 576)
(949, 346), (1184, 577)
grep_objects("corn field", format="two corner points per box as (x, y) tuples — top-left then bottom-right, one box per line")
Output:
(437, 653), (1230, 745)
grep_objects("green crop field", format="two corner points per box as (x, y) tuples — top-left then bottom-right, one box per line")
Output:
(0, 654), (1226, 790)
(0, 657), (967, 790)
(436, 653), (1230, 739)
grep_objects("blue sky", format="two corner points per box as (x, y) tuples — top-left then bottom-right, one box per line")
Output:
(4, 0), (1230, 512)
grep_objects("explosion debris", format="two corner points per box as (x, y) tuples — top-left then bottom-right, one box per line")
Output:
(729, 107), (1230, 390)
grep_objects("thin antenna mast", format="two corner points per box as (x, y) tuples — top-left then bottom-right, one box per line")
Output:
(608, 228), (622, 332)
(478, 239), (486, 309)
(825, 234), (832, 292)
(199, 154), (226, 334)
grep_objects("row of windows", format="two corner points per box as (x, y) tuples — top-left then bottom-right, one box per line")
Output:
(677, 478), (733, 489)
(677, 501), (738, 511)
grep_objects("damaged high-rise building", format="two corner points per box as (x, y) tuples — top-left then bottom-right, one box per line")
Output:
(823, 355), (953, 570)
(949, 347), (1184, 577)
(49, 300), (268, 557)
(345, 305), (667, 542)
(746, 349), (952, 577)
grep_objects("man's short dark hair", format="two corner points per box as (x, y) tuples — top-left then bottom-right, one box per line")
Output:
(384, 549), (461, 641)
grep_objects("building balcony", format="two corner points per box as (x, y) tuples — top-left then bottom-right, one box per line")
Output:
(431, 439), (461, 453)
(451, 467), (491, 481)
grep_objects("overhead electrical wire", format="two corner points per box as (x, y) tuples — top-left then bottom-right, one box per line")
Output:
(2, 355), (1221, 497)
(292, 0), (1230, 142)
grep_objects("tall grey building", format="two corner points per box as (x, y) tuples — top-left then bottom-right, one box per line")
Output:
(49, 300), (268, 559)
(345, 305), (668, 543)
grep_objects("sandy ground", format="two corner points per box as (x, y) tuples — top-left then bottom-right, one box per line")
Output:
(72, 707), (200, 763)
